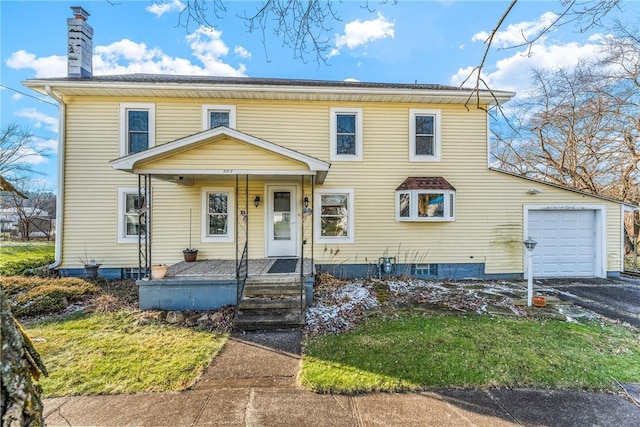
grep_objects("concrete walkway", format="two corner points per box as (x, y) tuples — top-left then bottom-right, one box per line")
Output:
(43, 330), (640, 426)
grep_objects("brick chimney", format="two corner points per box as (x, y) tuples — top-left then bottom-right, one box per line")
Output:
(67, 6), (93, 78)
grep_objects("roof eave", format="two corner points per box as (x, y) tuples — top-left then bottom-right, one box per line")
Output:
(24, 79), (515, 105)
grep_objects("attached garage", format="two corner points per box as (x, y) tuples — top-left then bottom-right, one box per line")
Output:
(526, 207), (605, 278)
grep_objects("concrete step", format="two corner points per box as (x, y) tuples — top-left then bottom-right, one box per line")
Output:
(235, 277), (306, 330)
(233, 312), (305, 331)
(238, 297), (302, 310)
(242, 285), (302, 296)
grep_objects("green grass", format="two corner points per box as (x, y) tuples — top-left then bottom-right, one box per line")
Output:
(26, 311), (227, 396)
(302, 314), (640, 393)
(2, 276), (100, 317)
(0, 242), (55, 275)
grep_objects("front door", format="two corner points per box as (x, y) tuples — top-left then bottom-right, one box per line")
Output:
(266, 185), (298, 257)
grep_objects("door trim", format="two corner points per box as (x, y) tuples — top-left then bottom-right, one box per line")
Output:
(265, 183), (300, 257)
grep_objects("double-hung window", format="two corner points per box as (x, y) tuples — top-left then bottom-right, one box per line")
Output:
(119, 103), (155, 156)
(201, 187), (234, 242)
(117, 187), (148, 243)
(409, 109), (441, 161)
(202, 104), (236, 130)
(315, 189), (355, 243)
(330, 107), (363, 161)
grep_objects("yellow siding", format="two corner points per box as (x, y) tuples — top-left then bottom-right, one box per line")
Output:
(59, 96), (624, 274)
(139, 137), (308, 171)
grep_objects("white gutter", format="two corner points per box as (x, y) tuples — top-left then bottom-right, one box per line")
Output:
(45, 85), (64, 269)
(25, 80), (516, 105)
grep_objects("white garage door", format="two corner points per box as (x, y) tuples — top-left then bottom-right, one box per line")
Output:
(528, 210), (596, 278)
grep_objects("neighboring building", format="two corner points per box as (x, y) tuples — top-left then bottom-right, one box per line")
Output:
(0, 208), (52, 240)
(22, 8), (635, 310)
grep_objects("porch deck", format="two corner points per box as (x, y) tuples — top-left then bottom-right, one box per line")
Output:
(157, 258), (314, 280)
(138, 258), (315, 311)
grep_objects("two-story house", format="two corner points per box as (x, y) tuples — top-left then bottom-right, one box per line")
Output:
(24, 8), (633, 319)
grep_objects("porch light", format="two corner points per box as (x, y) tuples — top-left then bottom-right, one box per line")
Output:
(254, 195), (261, 208)
(303, 196), (309, 208)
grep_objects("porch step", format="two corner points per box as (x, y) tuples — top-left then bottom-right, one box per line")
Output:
(238, 297), (302, 310)
(234, 277), (305, 331)
(233, 312), (305, 331)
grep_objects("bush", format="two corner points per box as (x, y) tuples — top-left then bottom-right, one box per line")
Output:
(1, 276), (100, 318)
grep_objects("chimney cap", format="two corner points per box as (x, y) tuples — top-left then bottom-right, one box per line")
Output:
(70, 6), (90, 21)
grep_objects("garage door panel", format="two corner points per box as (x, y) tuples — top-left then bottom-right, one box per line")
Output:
(529, 210), (595, 278)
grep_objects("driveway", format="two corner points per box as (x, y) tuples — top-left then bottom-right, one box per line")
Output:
(541, 277), (640, 327)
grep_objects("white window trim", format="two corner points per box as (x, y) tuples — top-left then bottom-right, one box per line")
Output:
(314, 188), (355, 243)
(409, 108), (441, 162)
(117, 187), (148, 243)
(119, 103), (155, 157)
(330, 107), (363, 161)
(395, 189), (455, 222)
(201, 187), (234, 243)
(202, 104), (237, 130)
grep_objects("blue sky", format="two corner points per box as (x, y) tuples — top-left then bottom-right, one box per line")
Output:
(2, 0), (638, 191)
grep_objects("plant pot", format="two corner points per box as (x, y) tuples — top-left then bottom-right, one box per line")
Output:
(151, 264), (168, 279)
(83, 264), (101, 279)
(533, 296), (547, 307)
(183, 249), (198, 262)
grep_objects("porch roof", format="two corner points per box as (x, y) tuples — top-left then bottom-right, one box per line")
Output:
(110, 127), (330, 184)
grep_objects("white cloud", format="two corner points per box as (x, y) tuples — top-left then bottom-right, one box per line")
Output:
(185, 27), (246, 76)
(471, 12), (559, 48)
(34, 137), (58, 154)
(11, 93), (23, 101)
(15, 108), (59, 134)
(146, 0), (186, 17)
(452, 12), (606, 97)
(234, 46), (251, 59)
(332, 13), (394, 57)
(6, 50), (66, 78)
(7, 26), (247, 78)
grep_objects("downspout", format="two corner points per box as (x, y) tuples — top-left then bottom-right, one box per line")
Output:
(46, 85), (65, 269)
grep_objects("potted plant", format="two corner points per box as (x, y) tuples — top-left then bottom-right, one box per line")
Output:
(79, 257), (102, 279)
(183, 208), (198, 262)
(151, 263), (169, 279)
(533, 295), (547, 307)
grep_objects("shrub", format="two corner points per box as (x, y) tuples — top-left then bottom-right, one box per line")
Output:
(0, 276), (100, 318)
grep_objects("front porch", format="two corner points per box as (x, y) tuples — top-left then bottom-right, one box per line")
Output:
(152, 257), (314, 280)
(137, 258), (315, 314)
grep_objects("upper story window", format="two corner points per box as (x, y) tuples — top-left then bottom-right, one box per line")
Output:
(409, 109), (441, 162)
(202, 104), (236, 130)
(120, 103), (155, 156)
(330, 107), (363, 161)
(314, 189), (355, 243)
(395, 177), (455, 222)
(201, 187), (234, 243)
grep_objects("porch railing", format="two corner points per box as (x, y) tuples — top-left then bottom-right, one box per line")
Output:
(236, 241), (248, 304)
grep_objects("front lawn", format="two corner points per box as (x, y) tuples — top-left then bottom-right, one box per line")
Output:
(0, 242), (54, 275)
(302, 314), (640, 393)
(26, 311), (226, 396)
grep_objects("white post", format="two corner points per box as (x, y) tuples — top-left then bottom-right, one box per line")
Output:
(523, 237), (537, 307)
(527, 249), (533, 307)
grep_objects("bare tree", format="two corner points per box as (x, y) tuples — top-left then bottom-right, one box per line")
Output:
(1, 180), (56, 241)
(0, 123), (49, 179)
(164, 0), (621, 100)
(492, 61), (639, 198)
